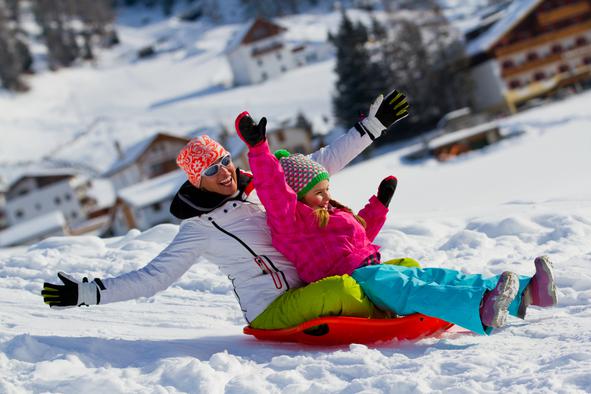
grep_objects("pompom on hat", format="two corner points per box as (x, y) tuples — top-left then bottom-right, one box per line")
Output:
(176, 135), (229, 187)
(274, 149), (329, 199)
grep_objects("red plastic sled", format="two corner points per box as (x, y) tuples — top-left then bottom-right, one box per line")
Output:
(243, 314), (453, 346)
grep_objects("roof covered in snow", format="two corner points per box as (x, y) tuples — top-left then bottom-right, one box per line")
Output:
(0, 211), (66, 247)
(466, 0), (542, 57)
(6, 169), (83, 196)
(118, 169), (187, 208)
(225, 17), (287, 53)
(103, 133), (188, 177)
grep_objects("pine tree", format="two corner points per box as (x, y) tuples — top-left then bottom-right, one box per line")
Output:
(330, 11), (379, 129)
(32, 0), (115, 69)
(162, 0), (175, 16)
(372, 11), (471, 130)
(0, 0), (28, 91)
(33, 0), (78, 69)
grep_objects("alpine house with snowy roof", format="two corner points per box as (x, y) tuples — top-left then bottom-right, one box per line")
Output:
(110, 170), (186, 235)
(104, 133), (189, 192)
(225, 17), (298, 85)
(466, 0), (591, 113)
(3, 171), (93, 229)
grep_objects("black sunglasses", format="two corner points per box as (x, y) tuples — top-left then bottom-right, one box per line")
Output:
(202, 154), (232, 177)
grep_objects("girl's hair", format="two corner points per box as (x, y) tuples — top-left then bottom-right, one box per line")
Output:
(313, 199), (366, 229)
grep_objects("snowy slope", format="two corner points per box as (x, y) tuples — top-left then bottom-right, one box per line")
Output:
(1, 94), (591, 392)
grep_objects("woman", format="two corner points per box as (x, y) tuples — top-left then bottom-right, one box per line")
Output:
(41, 90), (410, 329)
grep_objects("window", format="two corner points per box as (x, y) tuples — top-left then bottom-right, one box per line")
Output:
(584, 56), (591, 65)
(150, 162), (164, 176)
(16, 210), (23, 218)
(64, 193), (71, 201)
(280, 65), (286, 73)
(71, 211), (78, 219)
(509, 80), (522, 89)
(576, 37), (587, 47)
(527, 52), (539, 61)
(257, 59), (263, 66)
(534, 71), (546, 81)
(558, 64), (570, 73)
(35, 203), (42, 211)
(551, 44), (562, 54)
(152, 202), (162, 212)
(501, 59), (514, 69)
(261, 72), (268, 81)
(54, 196), (61, 205)
(276, 53), (282, 60)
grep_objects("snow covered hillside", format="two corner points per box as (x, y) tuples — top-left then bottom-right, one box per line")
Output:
(1, 91), (591, 392)
(0, 10), (351, 179)
(0, 2), (490, 179)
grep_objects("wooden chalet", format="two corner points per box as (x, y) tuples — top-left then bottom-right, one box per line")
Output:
(467, 0), (591, 112)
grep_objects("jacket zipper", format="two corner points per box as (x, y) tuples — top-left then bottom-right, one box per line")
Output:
(211, 220), (288, 290)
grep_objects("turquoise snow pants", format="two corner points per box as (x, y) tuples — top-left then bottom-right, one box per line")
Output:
(351, 265), (531, 335)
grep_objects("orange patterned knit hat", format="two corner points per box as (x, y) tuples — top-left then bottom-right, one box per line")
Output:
(176, 135), (229, 187)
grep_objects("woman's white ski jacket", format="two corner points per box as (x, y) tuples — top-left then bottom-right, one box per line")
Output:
(99, 126), (375, 323)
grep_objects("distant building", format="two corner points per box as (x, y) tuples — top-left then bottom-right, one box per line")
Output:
(226, 18), (293, 85)
(225, 17), (332, 86)
(402, 119), (525, 162)
(466, 0), (591, 112)
(104, 132), (189, 191)
(111, 170), (186, 235)
(0, 211), (68, 248)
(4, 171), (95, 228)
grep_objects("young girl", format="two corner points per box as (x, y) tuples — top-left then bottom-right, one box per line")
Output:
(236, 111), (557, 335)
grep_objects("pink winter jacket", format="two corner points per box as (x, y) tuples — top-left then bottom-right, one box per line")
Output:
(248, 141), (389, 283)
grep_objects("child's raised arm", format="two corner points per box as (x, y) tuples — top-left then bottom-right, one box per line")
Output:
(235, 112), (299, 234)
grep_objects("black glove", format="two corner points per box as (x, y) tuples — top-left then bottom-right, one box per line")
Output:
(377, 176), (397, 208)
(375, 89), (409, 129)
(42, 272), (102, 309)
(359, 90), (409, 139)
(235, 111), (267, 148)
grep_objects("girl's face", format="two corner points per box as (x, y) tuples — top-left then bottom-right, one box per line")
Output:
(302, 179), (331, 210)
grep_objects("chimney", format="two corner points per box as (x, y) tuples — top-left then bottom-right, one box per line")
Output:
(114, 140), (124, 159)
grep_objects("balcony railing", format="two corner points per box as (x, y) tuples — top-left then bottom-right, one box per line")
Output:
(501, 43), (591, 78)
(495, 20), (591, 57)
(537, 2), (591, 27)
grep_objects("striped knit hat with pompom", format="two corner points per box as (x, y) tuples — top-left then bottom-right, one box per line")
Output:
(274, 149), (329, 199)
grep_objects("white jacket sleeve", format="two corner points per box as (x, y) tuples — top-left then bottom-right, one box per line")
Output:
(308, 125), (373, 175)
(99, 221), (207, 304)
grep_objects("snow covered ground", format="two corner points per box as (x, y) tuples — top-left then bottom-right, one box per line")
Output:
(1, 93), (591, 392)
(1, 6), (591, 394)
